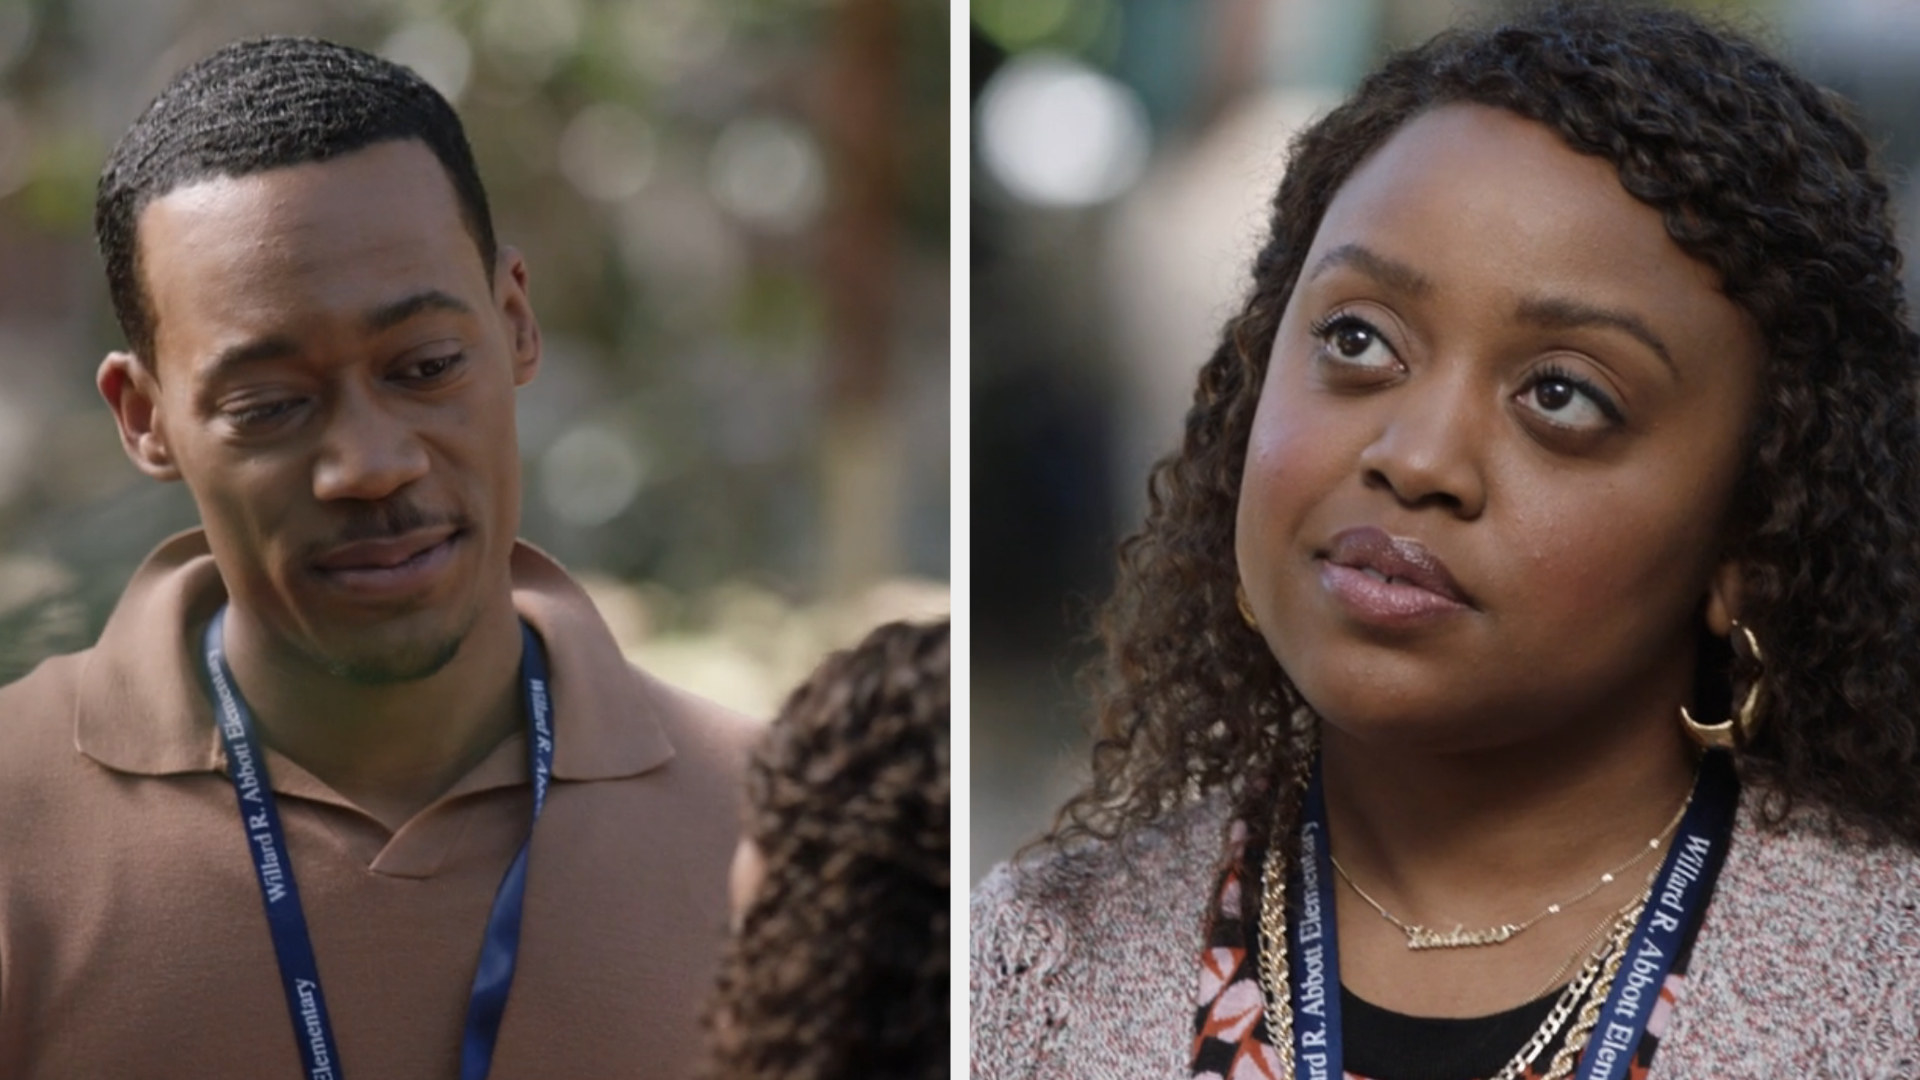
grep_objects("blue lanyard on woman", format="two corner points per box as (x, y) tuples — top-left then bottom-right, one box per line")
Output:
(1284, 749), (1739, 1080)
(202, 605), (555, 1080)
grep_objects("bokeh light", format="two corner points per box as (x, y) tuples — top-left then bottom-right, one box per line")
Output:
(708, 115), (827, 234)
(559, 103), (657, 203)
(975, 51), (1149, 208)
(540, 423), (649, 529)
(380, 18), (473, 104)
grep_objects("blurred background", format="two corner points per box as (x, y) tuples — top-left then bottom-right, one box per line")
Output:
(0, 0), (950, 716)
(971, 0), (1920, 880)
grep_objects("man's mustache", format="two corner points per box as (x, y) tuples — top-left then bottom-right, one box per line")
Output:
(306, 503), (470, 555)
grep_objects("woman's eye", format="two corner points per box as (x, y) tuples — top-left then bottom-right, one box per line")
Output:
(1517, 370), (1621, 432)
(1313, 314), (1397, 371)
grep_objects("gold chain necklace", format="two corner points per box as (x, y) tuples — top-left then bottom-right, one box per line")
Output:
(1327, 791), (1689, 950)
(1256, 824), (1301, 1080)
(1489, 895), (1643, 1080)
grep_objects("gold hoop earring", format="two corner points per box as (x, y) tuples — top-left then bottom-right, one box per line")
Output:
(1236, 584), (1259, 630)
(1681, 622), (1764, 751)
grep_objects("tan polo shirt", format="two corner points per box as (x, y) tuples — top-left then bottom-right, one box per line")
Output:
(0, 530), (758, 1079)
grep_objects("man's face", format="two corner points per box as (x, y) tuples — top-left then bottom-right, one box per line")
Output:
(101, 139), (540, 682)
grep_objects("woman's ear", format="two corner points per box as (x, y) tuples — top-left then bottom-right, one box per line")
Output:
(1705, 559), (1744, 636)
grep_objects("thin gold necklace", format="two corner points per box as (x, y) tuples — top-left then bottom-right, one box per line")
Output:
(1328, 791), (1690, 950)
(1525, 869), (1652, 1002)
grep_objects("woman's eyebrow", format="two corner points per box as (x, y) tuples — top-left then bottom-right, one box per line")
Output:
(1306, 243), (1433, 297)
(1514, 295), (1677, 378)
(1307, 244), (1680, 378)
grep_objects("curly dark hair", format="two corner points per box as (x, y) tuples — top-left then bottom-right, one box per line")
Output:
(705, 619), (950, 1080)
(1059, 1), (1920, 851)
(97, 36), (496, 365)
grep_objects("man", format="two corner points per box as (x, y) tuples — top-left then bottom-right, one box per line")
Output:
(0, 37), (756, 1078)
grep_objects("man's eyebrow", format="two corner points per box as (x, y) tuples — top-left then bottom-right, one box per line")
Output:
(1305, 243), (1433, 297)
(363, 289), (474, 333)
(200, 335), (301, 388)
(1515, 295), (1677, 378)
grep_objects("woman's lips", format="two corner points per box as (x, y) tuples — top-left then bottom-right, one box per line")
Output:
(1318, 526), (1471, 624)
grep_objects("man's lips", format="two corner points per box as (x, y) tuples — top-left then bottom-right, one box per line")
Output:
(311, 526), (462, 573)
(1322, 526), (1471, 607)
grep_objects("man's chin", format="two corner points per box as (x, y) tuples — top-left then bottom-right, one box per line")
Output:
(311, 631), (466, 686)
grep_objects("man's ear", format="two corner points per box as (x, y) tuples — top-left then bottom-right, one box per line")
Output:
(1705, 559), (1744, 636)
(496, 245), (542, 388)
(98, 351), (180, 481)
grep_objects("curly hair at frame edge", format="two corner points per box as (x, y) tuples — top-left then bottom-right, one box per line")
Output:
(707, 619), (950, 1080)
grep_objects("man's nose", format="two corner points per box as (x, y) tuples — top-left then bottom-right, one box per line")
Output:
(311, 385), (429, 503)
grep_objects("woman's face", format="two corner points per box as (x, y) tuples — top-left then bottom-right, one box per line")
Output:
(1235, 104), (1763, 751)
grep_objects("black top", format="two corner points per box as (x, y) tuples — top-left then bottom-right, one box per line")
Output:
(1343, 984), (1563, 1080)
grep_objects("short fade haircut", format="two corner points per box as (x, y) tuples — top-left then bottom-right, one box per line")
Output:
(95, 36), (497, 364)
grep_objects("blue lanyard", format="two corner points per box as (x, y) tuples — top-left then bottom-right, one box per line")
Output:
(1570, 751), (1735, 1080)
(203, 606), (555, 1080)
(1284, 750), (1737, 1079)
(1284, 773), (1343, 1078)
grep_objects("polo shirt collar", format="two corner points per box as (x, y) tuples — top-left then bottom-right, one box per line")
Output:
(73, 529), (674, 784)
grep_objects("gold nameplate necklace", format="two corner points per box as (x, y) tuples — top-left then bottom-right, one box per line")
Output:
(1328, 792), (1689, 950)
(1260, 803), (1662, 1080)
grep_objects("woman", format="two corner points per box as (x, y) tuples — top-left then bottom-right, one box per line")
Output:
(973, 5), (1920, 1078)
(708, 619), (949, 1080)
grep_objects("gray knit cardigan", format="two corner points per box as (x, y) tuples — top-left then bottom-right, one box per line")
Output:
(971, 792), (1920, 1079)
